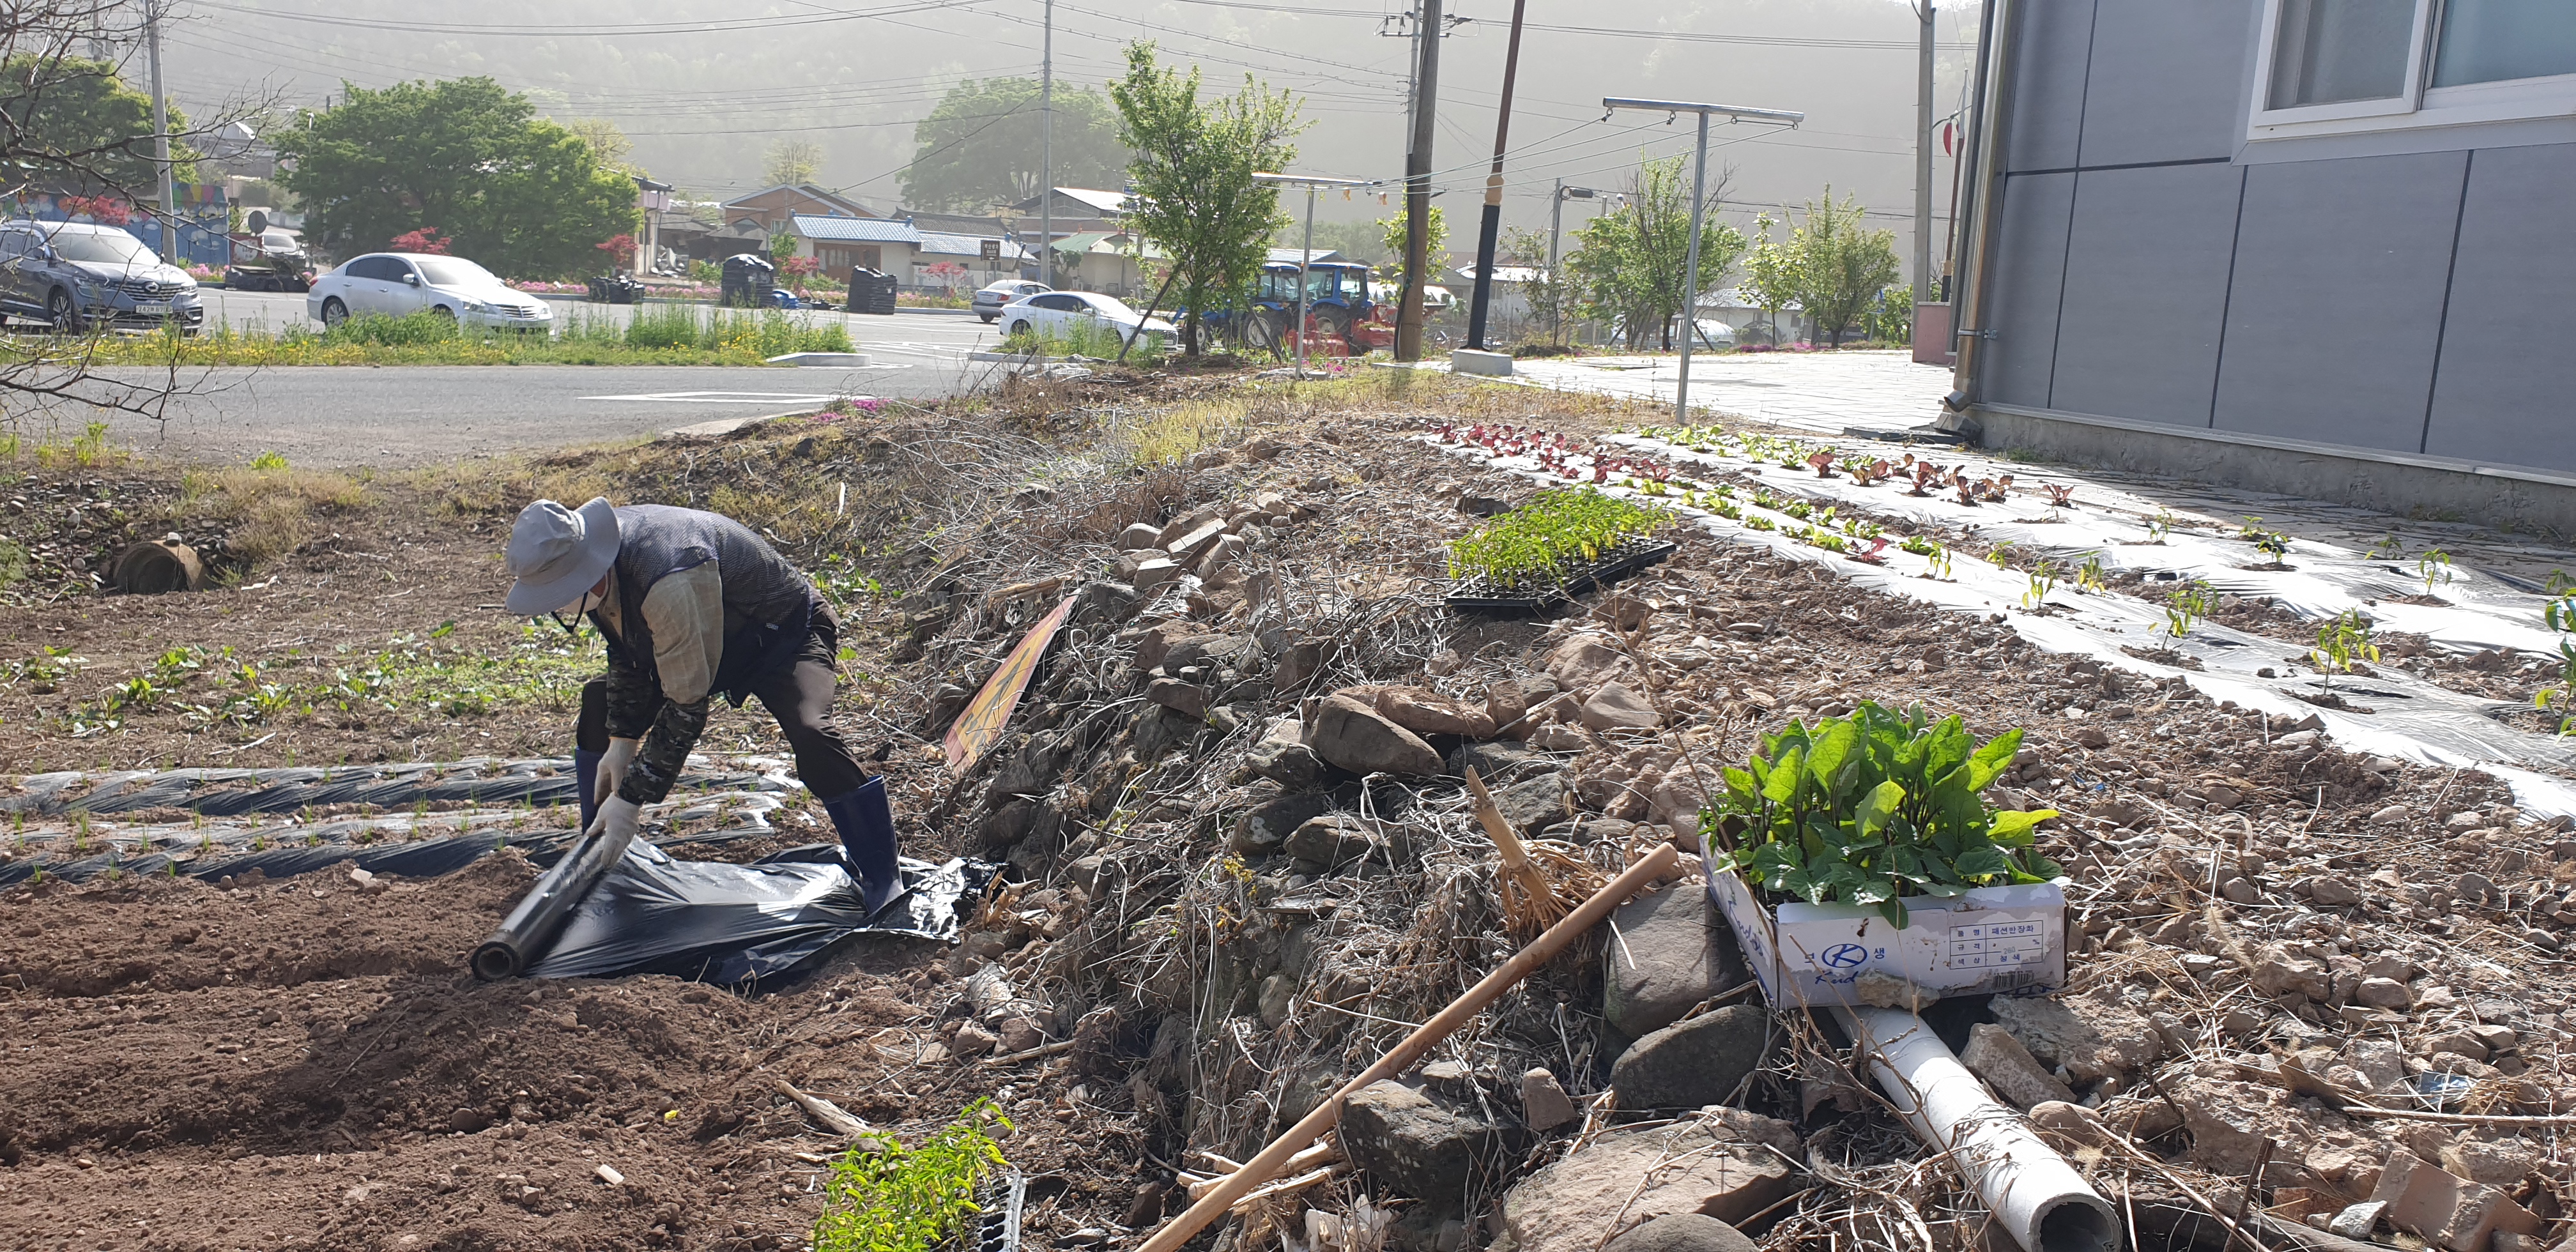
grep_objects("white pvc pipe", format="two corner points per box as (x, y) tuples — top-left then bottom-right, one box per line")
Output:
(1834, 1007), (2121, 1252)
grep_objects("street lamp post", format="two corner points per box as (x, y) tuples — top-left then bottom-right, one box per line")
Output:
(1598, 98), (1803, 425)
(1252, 171), (1374, 379)
(1547, 181), (1597, 343)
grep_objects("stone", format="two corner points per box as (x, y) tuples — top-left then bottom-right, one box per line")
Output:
(2353, 977), (2412, 1009)
(1377, 687), (1499, 738)
(1338, 1080), (1513, 1197)
(1275, 641), (1329, 692)
(1309, 693), (1445, 776)
(449, 1106), (493, 1133)
(2177, 1079), (2299, 1175)
(2455, 871), (2497, 903)
(1073, 581), (1140, 624)
(2467, 1023), (2518, 1054)
(1603, 883), (1747, 1040)
(2073, 726), (2112, 749)
(1163, 517), (1228, 561)
(1609, 1005), (1770, 1111)
(1489, 1113), (1797, 1252)
(1487, 682), (1531, 734)
(2326, 1202), (2387, 1240)
(1989, 991), (2160, 1083)
(1230, 790), (1337, 857)
(2221, 876), (2262, 905)
(951, 1022), (998, 1058)
(2026, 1101), (2107, 1149)
(1530, 722), (1594, 753)
(1286, 813), (1377, 867)
(2371, 1148), (2542, 1252)
(1546, 634), (1638, 695)
(1146, 677), (1207, 719)
(995, 1016), (1045, 1053)
(1521, 1069), (1579, 1132)
(1135, 622), (1207, 673)
(1248, 717), (1330, 790)
(1961, 1023), (2077, 1110)
(1451, 740), (1557, 782)
(2439, 1136), (2538, 1187)
(2306, 877), (2363, 908)
(1600, 1215), (1759, 1252)
(2251, 947), (2334, 1003)
(1132, 557), (1183, 592)
(1491, 772), (1575, 837)
(1118, 522), (1163, 550)
(1155, 505), (1222, 546)
(1579, 683), (1661, 732)
(1257, 973), (1295, 1028)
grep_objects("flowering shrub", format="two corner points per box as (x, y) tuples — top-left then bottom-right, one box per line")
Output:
(388, 227), (452, 255)
(59, 195), (134, 225)
(596, 234), (637, 266)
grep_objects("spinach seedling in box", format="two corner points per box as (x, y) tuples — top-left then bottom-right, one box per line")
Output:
(1705, 703), (2062, 928)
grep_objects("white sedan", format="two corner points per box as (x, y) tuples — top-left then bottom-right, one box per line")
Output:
(995, 290), (1173, 345)
(307, 252), (553, 330)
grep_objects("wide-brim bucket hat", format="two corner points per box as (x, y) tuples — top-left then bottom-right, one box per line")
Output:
(503, 496), (621, 615)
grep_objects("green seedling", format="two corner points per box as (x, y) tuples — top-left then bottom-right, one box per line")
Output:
(2155, 580), (2214, 640)
(2419, 548), (2453, 595)
(2365, 531), (2404, 560)
(811, 1098), (1010, 1252)
(1804, 526), (1848, 554)
(2543, 570), (2574, 632)
(2537, 640), (2576, 736)
(1710, 702), (2062, 929)
(1898, 535), (1938, 557)
(1745, 514), (1777, 532)
(1926, 546), (1954, 581)
(2306, 609), (2381, 691)
(1446, 488), (1671, 590)
(2249, 530), (2290, 562)
(1986, 540), (2016, 569)
(2073, 553), (2110, 595)
(2144, 510), (2174, 542)
(1782, 500), (1814, 521)
(2022, 561), (2060, 610)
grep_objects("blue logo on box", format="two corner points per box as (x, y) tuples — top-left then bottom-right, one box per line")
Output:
(1820, 943), (1870, 969)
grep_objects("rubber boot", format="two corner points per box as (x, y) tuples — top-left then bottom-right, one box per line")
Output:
(820, 776), (903, 917)
(572, 747), (604, 834)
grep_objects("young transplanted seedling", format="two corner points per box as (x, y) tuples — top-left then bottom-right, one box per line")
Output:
(2419, 548), (2453, 595)
(2538, 640), (2576, 736)
(2073, 553), (2110, 595)
(2543, 570), (2575, 633)
(2023, 561), (2059, 611)
(2155, 580), (2214, 641)
(811, 1099), (1009, 1252)
(2306, 609), (2380, 691)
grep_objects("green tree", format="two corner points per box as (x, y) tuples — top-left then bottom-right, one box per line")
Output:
(764, 139), (824, 188)
(900, 78), (1129, 212)
(1110, 42), (1305, 357)
(275, 78), (637, 277)
(566, 118), (636, 174)
(1378, 204), (1444, 292)
(0, 54), (194, 191)
(1784, 187), (1902, 347)
(1737, 213), (1800, 344)
(1567, 156), (1744, 351)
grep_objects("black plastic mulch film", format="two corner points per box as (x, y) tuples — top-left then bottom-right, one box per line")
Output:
(0, 760), (989, 987)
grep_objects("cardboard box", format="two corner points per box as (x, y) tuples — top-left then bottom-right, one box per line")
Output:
(1703, 846), (2067, 1008)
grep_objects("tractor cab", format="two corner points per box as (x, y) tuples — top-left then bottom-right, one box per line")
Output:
(1254, 261), (1374, 332)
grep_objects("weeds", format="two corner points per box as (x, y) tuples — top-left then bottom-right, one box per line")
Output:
(62, 307), (853, 367)
(248, 450), (289, 471)
(1709, 702), (2061, 928)
(811, 1099), (1010, 1252)
(2306, 609), (2380, 690)
(998, 319), (1154, 359)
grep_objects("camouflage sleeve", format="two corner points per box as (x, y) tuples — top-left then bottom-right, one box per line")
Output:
(601, 654), (661, 741)
(619, 695), (710, 806)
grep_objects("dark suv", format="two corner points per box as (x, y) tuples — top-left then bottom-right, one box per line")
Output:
(0, 220), (205, 333)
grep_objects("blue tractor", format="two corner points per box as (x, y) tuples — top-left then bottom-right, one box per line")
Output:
(1199, 260), (1381, 353)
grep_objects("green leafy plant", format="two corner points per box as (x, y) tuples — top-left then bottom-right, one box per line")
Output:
(2306, 609), (2380, 690)
(1803, 525), (1847, 553)
(1708, 703), (2062, 928)
(2418, 548), (2453, 595)
(1897, 534), (1938, 558)
(1924, 545), (1953, 580)
(812, 1099), (1011, 1252)
(1986, 540), (2015, 569)
(2155, 580), (2214, 640)
(2539, 640), (2576, 736)
(248, 449), (289, 471)
(2365, 531), (2404, 560)
(1745, 514), (1777, 532)
(2022, 562), (2058, 610)
(2073, 553), (2109, 594)
(1447, 489), (1670, 590)
(1782, 499), (1814, 521)
(2248, 530), (2290, 562)
(2542, 570), (2573, 632)
(2144, 510), (2174, 542)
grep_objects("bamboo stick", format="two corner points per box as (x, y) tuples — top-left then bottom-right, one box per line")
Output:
(1464, 765), (1568, 933)
(1135, 841), (1682, 1252)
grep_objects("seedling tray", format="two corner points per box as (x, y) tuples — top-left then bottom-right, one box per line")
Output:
(1446, 537), (1676, 614)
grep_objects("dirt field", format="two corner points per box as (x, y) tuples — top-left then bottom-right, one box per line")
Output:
(6, 365), (2576, 1252)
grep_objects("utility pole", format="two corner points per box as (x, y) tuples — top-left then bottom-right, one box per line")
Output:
(1039, 0), (1054, 290)
(146, 0), (177, 264)
(1395, 0), (1441, 362)
(1546, 181), (1597, 344)
(1601, 98), (1803, 425)
(1913, 2), (1936, 301)
(1462, 0), (1530, 351)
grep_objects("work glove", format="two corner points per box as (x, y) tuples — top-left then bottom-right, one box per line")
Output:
(583, 795), (645, 866)
(595, 737), (641, 806)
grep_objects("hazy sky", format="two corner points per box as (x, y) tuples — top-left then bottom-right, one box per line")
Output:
(164, 0), (1983, 279)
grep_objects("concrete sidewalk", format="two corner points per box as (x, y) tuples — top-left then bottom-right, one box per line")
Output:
(1506, 349), (1951, 435)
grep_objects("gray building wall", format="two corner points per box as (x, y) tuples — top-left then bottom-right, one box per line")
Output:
(1975, 0), (2576, 505)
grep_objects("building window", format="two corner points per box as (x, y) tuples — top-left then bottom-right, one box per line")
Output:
(2252, 0), (2576, 139)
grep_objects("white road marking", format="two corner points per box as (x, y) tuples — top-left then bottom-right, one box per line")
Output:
(578, 391), (841, 404)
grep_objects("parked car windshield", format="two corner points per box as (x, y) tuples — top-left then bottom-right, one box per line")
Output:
(1082, 293), (1143, 320)
(49, 231), (156, 266)
(415, 257), (501, 287)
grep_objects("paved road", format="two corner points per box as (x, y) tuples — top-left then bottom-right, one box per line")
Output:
(55, 310), (1006, 467)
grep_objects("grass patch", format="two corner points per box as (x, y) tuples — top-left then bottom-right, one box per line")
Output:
(998, 319), (1156, 359)
(34, 306), (855, 367)
(171, 462), (372, 569)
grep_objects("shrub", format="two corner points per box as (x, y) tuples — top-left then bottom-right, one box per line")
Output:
(1707, 702), (2061, 927)
(811, 1099), (1009, 1252)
